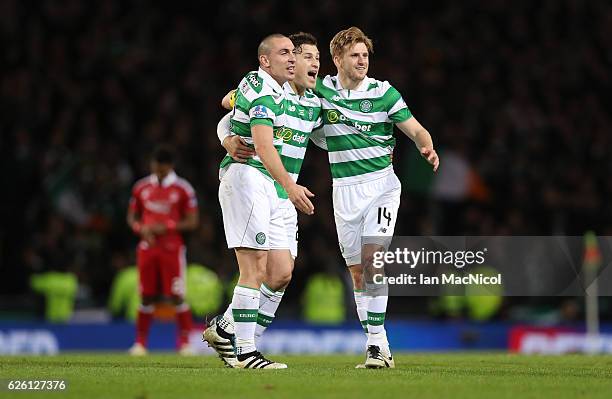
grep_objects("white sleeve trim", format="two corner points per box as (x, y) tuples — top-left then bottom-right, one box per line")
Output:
(217, 112), (233, 145)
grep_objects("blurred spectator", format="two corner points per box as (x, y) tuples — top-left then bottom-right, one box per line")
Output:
(30, 271), (78, 323)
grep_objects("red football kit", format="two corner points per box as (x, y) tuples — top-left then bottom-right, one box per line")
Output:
(129, 171), (198, 299)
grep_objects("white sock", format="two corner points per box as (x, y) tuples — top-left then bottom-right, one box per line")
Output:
(222, 304), (235, 333)
(366, 294), (389, 353)
(231, 285), (260, 355)
(353, 290), (369, 334)
(367, 330), (390, 355)
(254, 283), (284, 346)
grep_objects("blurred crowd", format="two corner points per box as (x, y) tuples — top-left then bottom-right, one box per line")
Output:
(1, 0), (611, 319)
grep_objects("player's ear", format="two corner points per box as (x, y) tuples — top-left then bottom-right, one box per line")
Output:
(259, 54), (270, 68)
(332, 55), (341, 69)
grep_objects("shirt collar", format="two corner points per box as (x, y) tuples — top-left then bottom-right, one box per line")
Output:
(283, 81), (296, 95)
(150, 170), (177, 187)
(258, 67), (284, 94)
(283, 81), (309, 98)
(333, 74), (370, 92)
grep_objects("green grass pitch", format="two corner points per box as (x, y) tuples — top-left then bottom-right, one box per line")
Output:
(1, 353), (611, 399)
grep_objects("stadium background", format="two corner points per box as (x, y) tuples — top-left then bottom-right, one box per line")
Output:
(1, 0), (612, 353)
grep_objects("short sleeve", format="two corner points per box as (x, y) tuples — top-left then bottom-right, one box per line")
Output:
(181, 182), (198, 212)
(385, 86), (412, 123)
(128, 185), (142, 212)
(249, 96), (277, 128)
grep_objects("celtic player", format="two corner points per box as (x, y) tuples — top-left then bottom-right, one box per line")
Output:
(205, 33), (323, 368)
(213, 33), (316, 369)
(314, 27), (439, 368)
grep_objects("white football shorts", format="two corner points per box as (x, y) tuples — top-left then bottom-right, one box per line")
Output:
(219, 163), (289, 251)
(279, 198), (298, 258)
(333, 172), (401, 266)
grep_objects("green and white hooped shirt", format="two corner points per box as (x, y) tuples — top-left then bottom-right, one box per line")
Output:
(314, 75), (412, 186)
(272, 82), (322, 199)
(220, 68), (287, 190)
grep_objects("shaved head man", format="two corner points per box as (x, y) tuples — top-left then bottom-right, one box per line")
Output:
(257, 34), (296, 85)
(206, 33), (314, 369)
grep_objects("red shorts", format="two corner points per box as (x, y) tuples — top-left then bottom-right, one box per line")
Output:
(136, 242), (186, 299)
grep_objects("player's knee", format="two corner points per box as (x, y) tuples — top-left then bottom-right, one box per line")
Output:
(170, 296), (184, 306)
(362, 254), (373, 269)
(253, 251), (268, 277)
(250, 249), (267, 264)
(238, 249), (267, 281)
(349, 266), (364, 290)
(268, 270), (292, 290)
(267, 253), (294, 289)
(279, 270), (292, 287)
(141, 296), (156, 306)
(361, 246), (382, 269)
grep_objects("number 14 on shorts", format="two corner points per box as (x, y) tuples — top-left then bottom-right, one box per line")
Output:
(377, 207), (391, 227)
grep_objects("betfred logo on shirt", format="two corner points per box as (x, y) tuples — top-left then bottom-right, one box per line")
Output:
(252, 105), (269, 119)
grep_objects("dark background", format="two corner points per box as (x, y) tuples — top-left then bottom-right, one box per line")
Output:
(1, 0), (611, 320)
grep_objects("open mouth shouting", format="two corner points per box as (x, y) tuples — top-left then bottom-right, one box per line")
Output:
(306, 69), (318, 82)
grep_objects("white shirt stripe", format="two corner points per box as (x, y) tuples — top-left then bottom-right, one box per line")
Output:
(281, 144), (307, 159)
(328, 146), (390, 164)
(285, 113), (318, 132)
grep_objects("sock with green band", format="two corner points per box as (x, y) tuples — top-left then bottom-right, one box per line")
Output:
(366, 294), (389, 353)
(255, 284), (284, 346)
(231, 285), (260, 355)
(367, 294), (387, 334)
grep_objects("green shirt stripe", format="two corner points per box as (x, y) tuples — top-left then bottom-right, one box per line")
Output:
(329, 155), (391, 179)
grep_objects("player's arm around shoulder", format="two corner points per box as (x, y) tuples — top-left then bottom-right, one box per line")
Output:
(217, 111), (255, 162)
(395, 116), (440, 172)
(221, 90), (236, 110)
